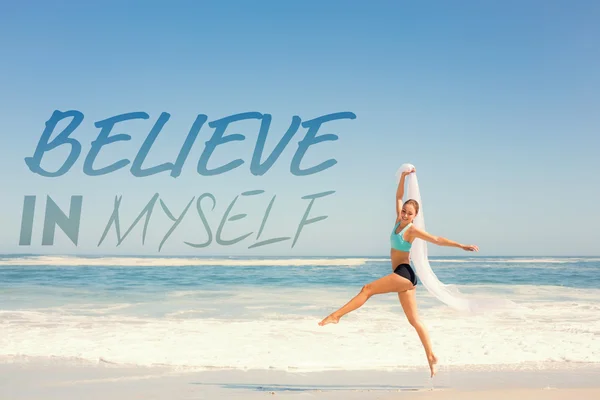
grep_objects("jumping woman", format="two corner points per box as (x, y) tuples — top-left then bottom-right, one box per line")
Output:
(318, 167), (479, 377)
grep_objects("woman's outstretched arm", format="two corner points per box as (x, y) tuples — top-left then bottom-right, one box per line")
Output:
(410, 226), (479, 252)
(396, 167), (415, 216)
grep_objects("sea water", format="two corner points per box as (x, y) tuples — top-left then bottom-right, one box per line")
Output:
(1, 255), (599, 371)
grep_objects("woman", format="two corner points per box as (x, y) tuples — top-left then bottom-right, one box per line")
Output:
(318, 167), (479, 377)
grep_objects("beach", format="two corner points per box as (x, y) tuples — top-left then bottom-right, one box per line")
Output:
(1, 255), (599, 398)
(3, 0), (600, 397)
(2, 358), (600, 399)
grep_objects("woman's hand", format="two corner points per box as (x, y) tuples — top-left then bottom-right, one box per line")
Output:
(402, 167), (416, 176)
(461, 244), (479, 252)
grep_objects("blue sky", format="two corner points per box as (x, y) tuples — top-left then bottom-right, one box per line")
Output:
(0, 1), (598, 256)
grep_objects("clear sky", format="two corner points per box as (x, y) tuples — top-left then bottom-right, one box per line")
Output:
(0, 1), (598, 256)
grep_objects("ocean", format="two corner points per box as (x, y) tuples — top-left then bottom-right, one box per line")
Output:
(1, 255), (599, 372)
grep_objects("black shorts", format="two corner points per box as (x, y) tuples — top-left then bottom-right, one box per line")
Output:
(393, 264), (418, 286)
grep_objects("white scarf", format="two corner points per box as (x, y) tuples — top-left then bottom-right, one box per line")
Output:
(397, 164), (515, 312)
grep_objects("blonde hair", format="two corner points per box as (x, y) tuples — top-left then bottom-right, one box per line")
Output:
(403, 199), (419, 215)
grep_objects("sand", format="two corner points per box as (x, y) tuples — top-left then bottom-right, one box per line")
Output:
(1, 358), (599, 399)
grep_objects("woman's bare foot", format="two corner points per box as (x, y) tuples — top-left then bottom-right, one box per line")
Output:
(318, 314), (340, 326)
(428, 353), (438, 377)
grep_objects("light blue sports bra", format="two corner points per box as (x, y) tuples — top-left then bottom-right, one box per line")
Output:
(390, 221), (413, 251)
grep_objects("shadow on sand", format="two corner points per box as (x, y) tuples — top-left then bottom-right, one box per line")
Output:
(190, 382), (444, 393)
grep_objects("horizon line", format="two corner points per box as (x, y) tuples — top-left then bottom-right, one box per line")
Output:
(0, 253), (598, 258)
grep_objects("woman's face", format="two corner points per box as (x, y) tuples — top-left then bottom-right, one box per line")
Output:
(401, 204), (417, 223)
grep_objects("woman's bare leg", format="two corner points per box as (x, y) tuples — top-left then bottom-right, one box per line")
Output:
(318, 274), (413, 326)
(398, 288), (438, 377)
